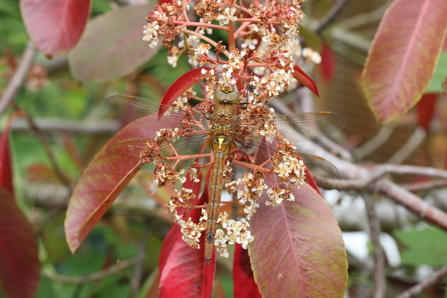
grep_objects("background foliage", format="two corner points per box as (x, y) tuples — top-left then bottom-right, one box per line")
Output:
(1, 0), (447, 297)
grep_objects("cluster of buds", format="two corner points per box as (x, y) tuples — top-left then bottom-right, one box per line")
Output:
(141, 0), (316, 258)
(143, 0), (321, 104)
(173, 208), (254, 258)
(271, 139), (306, 187)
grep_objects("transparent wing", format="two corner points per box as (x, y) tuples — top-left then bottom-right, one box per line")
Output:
(106, 95), (343, 180)
(275, 111), (346, 143)
(298, 152), (338, 180)
(106, 95), (211, 132)
(235, 111), (346, 143)
(106, 134), (212, 168)
(241, 136), (339, 180)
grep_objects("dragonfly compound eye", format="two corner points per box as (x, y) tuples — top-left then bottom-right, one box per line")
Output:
(214, 86), (239, 103)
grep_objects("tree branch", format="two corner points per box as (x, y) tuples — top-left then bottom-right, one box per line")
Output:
(396, 262), (447, 298)
(13, 103), (72, 187)
(42, 254), (145, 284)
(362, 193), (386, 298)
(295, 138), (447, 232)
(0, 42), (36, 115)
(314, 0), (353, 35)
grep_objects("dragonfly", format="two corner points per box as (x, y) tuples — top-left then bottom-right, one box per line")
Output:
(105, 86), (346, 261)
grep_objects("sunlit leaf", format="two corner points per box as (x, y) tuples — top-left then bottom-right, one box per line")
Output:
(69, 3), (159, 82)
(0, 187), (40, 298)
(361, 0), (447, 124)
(293, 65), (319, 96)
(20, 0), (91, 56)
(65, 120), (151, 253)
(158, 67), (211, 119)
(249, 183), (347, 298)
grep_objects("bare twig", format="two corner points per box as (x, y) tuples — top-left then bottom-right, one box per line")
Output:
(403, 180), (447, 192)
(396, 262), (447, 298)
(373, 164), (447, 180)
(314, 0), (353, 35)
(13, 103), (72, 187)
(11, 118), (121, 133)
(0, 42), (36, 116)
(373, 179), (447, 231)
(362, 193), (386, 298)
(319, 163), (447, 191)
(354, 126), (394, 159)
(42, 254), (145, 284)
(295, 138), (447, 232)
(130, 229), (150, 298)
(334, 1), (390, 30)
(387, 127), (426, 164)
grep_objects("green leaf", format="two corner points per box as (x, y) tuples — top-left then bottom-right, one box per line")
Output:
(394, 226), (447, 267)
(426, 52), (447, 93)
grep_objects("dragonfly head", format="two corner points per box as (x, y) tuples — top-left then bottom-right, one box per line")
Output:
(214, 86), (239, 104)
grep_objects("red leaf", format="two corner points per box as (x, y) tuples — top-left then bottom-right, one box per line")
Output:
(319, 43), (336, 83)
(159, 67), (211, 119)
(233, 244), (261, 298)
(20, 0), (91, 56)
(293, 65), (319, 96)
(416, 93), (438, 130)
(249, 183), (347, 297)
(0, 187), (40, 298)
(361, 0), (447, 124)
(159, 191), (215, 298)
(68, 3), (159, 82)
(302, 165), (321, 195)
(26, 163), (58, 183)
(65, 120), (152, 253)
(0, 121), (14, 195)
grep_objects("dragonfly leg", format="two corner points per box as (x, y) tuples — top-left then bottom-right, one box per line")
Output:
(231, 159), (274, 174)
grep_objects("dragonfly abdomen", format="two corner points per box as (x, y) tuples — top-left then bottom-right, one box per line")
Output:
(204, 136), (232, 261)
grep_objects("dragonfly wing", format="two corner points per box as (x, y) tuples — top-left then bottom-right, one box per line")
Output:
(274, 112), (347, 143)
(298, 152), (338, 180)
(106, 95), (209, 131)
(107, 139), (152, 165)
(231, 135), (339, 180)
(107, 133), (211, 169)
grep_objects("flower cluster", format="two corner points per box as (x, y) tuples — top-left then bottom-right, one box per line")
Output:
(271, 139), (306, 187)
(153, 162), (186, 187)
(139, 0), (318, 259)
(175, 209), (207, 249)
(143, 0), (320, 103)
(226, 172), (266, 219)
(215, 212), (254, 257)
(266, 187), (295, 207)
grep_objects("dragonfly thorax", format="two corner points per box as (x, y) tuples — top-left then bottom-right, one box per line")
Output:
(213, 101), (237, 116)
